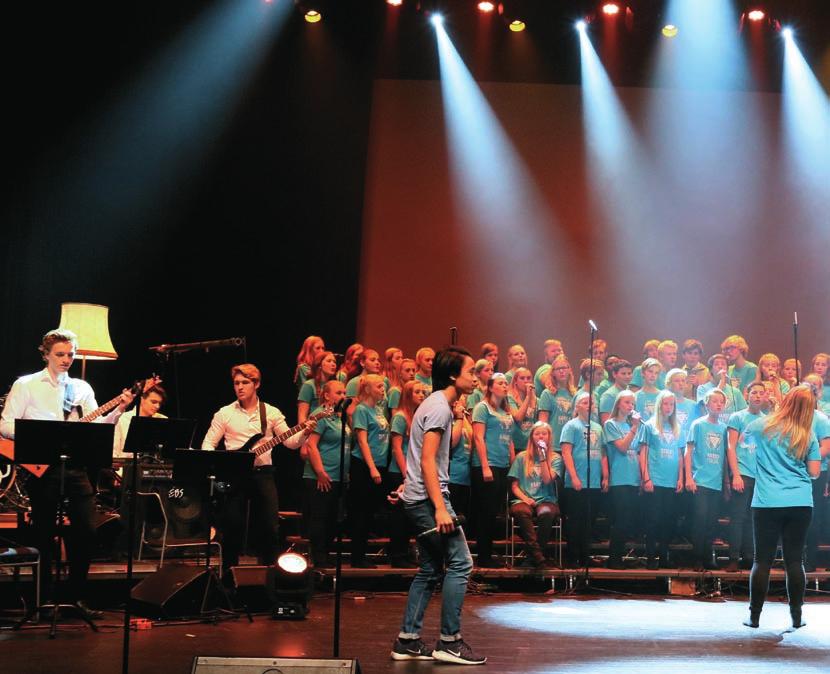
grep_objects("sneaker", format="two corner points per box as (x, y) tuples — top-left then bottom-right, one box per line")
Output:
(391, 637), (433, 661)
(432, 639), (486, 665)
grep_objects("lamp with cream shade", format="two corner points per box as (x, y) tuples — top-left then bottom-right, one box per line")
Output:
(58, 302), (118, 379)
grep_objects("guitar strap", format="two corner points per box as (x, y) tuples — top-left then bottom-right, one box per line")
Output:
(259, 400), (267, 436)
(63, 379), (77, 420)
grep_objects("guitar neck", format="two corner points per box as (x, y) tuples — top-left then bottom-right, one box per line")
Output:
(79, 395), (121, 422)
(252, 421), (308, 457)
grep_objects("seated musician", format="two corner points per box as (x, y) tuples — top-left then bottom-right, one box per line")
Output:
(0, 328), (134, 620)
(112, 384), (168, 460)
(201, 364), (314, 572)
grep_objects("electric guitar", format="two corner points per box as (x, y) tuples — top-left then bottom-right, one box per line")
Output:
(237, 406), (335, 459)
(0, 376), (162, 478)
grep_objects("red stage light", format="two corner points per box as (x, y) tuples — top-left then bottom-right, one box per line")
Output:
(602, 3), (621, 15)
(387, 0), (403, 7)
(477, 2), (495, 12)
(747, 9), (765, 22)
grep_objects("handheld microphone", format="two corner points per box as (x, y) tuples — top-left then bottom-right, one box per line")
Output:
(537, 440), (548, 460)
(588, 319), (598, 331)
(417, 514), (466, 538)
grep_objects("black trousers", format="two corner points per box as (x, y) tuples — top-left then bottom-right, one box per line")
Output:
(384, 471), (411, 562)
(643, 486), (679, 559)
(471, 466), (508, 563)
(805, 472), (828, 567)
(728, 475), (755, 562)
(27, 468), (96, 602)
(218, 466), (280, 570)
(348, 457), (387, 563)
(562, 488), (601, 566)
(749, 506), (812, 616)
(691, 486), (722, 564)
(609, 486), (639, 561)
(449, 483), (471, 527)
(509, 501), (559, 560)
(303, 477), (340, 564)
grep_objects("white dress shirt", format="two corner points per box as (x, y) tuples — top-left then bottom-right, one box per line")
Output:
(0, 368), (121, 439)
(201, 398), (304, 467)
(112, 409), (169, 460)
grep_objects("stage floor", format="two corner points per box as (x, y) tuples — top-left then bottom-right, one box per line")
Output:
(2, 594), (829, 673)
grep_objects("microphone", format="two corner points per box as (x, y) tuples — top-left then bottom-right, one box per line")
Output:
(335, 397), (353, 413)
(588, 319), (598, 331)
(537, 440), (548, 460)
(793, 311), (798, 326)
(417, 514), (466, 538)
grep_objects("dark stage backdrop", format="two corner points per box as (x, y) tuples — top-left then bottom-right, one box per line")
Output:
(359, 78), (830, 364)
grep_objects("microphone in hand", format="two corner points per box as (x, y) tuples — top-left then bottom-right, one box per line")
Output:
(417, 514), (466, 538)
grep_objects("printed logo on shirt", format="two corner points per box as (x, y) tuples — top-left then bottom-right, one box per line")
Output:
(557, 398), (572, 413)
(705, 432), (722, 450)
(730, 377), (741, 390)
(676, 411), (688, 427)
(738, 432), (756, 455)
(645, 402), (655, 417)
(661, 431), (677, 445)
(582, 428), (599, 446)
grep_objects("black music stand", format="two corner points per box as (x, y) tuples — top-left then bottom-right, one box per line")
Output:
(123, 417), (196, 461)
(12, 419), (114, 638)
(172, 449), (254, 621)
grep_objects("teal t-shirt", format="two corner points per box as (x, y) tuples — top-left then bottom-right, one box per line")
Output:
(560, 418), (603, 489)
(351, 401), (390, 467)
(813, 410), (830, 472)
(414, 373), (432, 393)
(639, 419), (684, 489)
(603, 418), (640, 487)
(595, 378), (613, 401)
(538, 388), (573, 449)
(295, 363), (311, 390)
(748, 417), (821, 508)
(631, 365), (644, 389)
(727, 409), (764, 478)
(508, 451), (557, 505)
(534, 364), (551, 397)
(508, 394), (537, 451)
(599, 384), (625, 416)
(345, 375), (362, 398)
(449, 427), (473, 486)
(466, 387), (485, 411)
(388, 412), (410, 475)
(674, 397), (700, 442)
(687, 417), (727, 491)
(303, 408), (351, 481)
(297, 380), (319, 411)
(471, 401), (514, 468)
(635, 389), (659, 422)
(696, 381), (747, 424)
(728, 362), (758, 394)
(571, 390), (600, 423)
(387, 386), (401, 412)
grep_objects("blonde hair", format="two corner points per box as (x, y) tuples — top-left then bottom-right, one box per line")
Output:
(721, 334), (749, 356)
(523, 421), (553, 477)
(231, 363), (261, 384)
(763, 385), (816, 461)
(610, 390), (635, 421)
(357, 374), (385, 405)
(395, 380), (426, 430)
(508, 367), (534, 401)
(654, 389), (679, 439)
(548, 355), (576, 395)
(384, 347), (403, 388)
(40, 328), (78, 358)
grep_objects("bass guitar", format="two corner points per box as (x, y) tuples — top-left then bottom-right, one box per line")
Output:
(237, 406), (335, 459)
(0, 376), (162, 478)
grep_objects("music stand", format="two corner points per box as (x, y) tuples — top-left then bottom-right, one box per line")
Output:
(123, 417), (196, 460)
(172, 449), (254, 621)
(12, 419), (114, 637)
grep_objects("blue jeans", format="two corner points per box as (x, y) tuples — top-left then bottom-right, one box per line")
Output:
(398, 495), (473, 641)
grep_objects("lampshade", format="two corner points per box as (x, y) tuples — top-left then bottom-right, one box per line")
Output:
(58, 302), (118, 360)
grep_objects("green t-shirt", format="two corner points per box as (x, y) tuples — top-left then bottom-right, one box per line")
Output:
(508, 394), (537, 452)
(351, 402), (390, 467)
(538, 388), (573, 449)
(303, 407), (351, 481)
(508, 451), (557, 504)
(471, 401), (513, 468)
(389, 412), (410, 475)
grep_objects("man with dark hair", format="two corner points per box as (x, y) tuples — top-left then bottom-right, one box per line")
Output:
(391, 347), (485, 665)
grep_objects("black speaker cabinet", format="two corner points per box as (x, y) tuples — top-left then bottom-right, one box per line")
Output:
(191, 658), (361, 674)
(131, 564), (219, 619)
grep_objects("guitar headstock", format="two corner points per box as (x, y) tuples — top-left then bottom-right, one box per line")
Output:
(311, 406), (336, 421)
(132, 374), (163, 397)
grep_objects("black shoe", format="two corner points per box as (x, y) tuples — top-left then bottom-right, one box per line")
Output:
(76, 600), (104, 621)
(350, 559), (377, 569)
(391, 637), (433, 661)
(791, 609), (806, 629)
(432, 638), (486, 665)
(743, 612), (760, 628)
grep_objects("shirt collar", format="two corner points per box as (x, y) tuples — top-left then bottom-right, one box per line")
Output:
(39, 368), (69, 387)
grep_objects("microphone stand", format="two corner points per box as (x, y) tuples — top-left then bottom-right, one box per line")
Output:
(584, 320), (598, 584)
(450, 327), (458, 346)
(793, 312), (800, 385)
(332, 398), (350, 657)
(122, 396), (141, 674)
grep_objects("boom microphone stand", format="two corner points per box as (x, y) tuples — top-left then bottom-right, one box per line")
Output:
(793, 312), (800, 385)
(584, 320), (598, 583)
(332, 396), (351, 657)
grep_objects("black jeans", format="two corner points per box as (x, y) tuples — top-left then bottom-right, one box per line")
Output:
(218, 466), (280, 570)
(691, 486), (722, 564)
(609, 486), (639, 561)
(643, 487), (678, 560)
(348, 457), (387, 564)
(562, 488), (601, 566)
(728, 475), (755, 562)
(448, 483), (471, 526)
(384, 471), (411, 562)
(471, 466), (508, 563)
(805, 472), (828, 567)
(749, 506), (812, 616)
(303, 477), (341, 564)
(27, 468), (96, 602)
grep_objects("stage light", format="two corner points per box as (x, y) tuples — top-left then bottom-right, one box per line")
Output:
(271, 552), (311, 619)
(602, 3), (621, 15)
(508, 20), (525, 32)
(387, 0), (403, 6)
(304, 9), (321, 23)
(477, 1), (495, 12)
(430, 13), (444, 27)
(781, 26), (793, 40)
(575, 20), (587, 32)
(661, 24), (678, 38)
(747, 9), (765, 22)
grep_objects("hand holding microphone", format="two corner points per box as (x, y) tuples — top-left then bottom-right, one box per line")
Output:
(417, 514), (466, 538)
(537, 440), (548, 461)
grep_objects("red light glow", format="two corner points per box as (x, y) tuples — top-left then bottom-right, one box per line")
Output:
(747, 9), (765, 22)
(602, 3), (621, 15)
(478, 1), (495, 12)
(387, 0), (403, 6)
